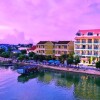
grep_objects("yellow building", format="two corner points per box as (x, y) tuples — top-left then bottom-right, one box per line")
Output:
(37, 41), (74, 58)
(54, 41), (74, 58)
(74, 29), (100, 65)
(36, 41), (56, 56)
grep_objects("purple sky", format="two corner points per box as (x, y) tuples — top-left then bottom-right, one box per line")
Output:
(0, 0), (100, 44)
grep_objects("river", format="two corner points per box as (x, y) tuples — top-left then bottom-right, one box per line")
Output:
(0, 66), (100, 100)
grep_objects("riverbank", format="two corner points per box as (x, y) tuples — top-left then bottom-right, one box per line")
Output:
(42, 65), (100, 76)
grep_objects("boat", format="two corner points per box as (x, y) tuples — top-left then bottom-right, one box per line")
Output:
(17, 65), (39, 74)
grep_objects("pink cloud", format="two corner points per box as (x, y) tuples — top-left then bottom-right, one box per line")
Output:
(0, 0), (100, 44)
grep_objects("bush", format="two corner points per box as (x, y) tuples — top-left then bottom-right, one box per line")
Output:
(96, 61), (100, 69)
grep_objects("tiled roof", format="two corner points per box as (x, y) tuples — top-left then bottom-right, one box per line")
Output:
(37, 41), (57, 44)
(37, 41), (48, 44)
(56, 41), (70, 44)
(78, 29), (100, 34)
(27, 46), (36, 51)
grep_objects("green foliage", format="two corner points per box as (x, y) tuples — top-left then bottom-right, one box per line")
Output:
(74, 56), (80, 65)
(21, 50), (27, 54)
(96, 61), (100, 69)
(33, 55), (46, 61)
(0, 48), (5, 54)
(45, 55), (52, 61)
(29, 52), (35, 57)
(67, 58), (73, 65)
(18, 54), (29, 61)
(59, 54), (69, 62)
(1, 52), (10, 58)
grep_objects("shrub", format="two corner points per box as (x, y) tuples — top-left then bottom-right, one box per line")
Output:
(96, 61), (100, 69)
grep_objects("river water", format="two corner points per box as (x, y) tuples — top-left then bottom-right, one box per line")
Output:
(0, 67), (100, 100)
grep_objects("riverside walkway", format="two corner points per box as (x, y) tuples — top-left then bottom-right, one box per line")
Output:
(42, 65), (100, 76)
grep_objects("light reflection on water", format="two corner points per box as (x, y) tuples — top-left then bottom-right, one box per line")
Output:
(0, 67), (100, 100)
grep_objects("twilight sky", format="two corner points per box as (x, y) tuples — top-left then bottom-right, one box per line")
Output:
(0, 0), (100, 44)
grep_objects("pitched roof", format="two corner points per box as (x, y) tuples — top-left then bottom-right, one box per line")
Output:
(56, 41), (70, 44)
(78, 29), (100, 34)
(27, 46), (36, 51)
(37, 41), (48, 44)
(37, 41), (57, 44)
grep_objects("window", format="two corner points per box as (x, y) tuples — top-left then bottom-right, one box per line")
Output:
(97, 34), (99, 36)
(82, 39), (86, 43)
(64, 45), (67, 49)
(82, 45), (86, 49)
(58, 51), (61, 54)
(88, 32), (93, 36)
(88, 39), (92, 43)
(58, 46), (61, 48)
(76, 33), (81, 36)
(64, 51), (67, 54)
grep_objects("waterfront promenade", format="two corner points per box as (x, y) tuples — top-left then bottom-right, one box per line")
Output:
(42, 65), (100, 76)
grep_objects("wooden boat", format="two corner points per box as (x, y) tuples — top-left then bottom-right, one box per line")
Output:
(17, 65), (39, 74)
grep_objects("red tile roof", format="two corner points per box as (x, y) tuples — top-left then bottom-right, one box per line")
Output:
(75, 36), (100, 39)
(78, 29), (100, 34)
(27, 46), (36, 51)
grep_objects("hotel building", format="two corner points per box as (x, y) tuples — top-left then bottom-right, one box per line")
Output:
(36, 41), (56, 56)
(36, 41), (74, 58)
(74, 29), (100, 64)
(54, 41), (74, 58)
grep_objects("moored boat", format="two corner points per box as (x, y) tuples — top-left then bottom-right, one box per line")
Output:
(17, 65), (39, 74)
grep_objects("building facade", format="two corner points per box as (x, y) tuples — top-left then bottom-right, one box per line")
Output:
(36, 41), (56, 56)
(54, 41), (74, 58)
(74, 29), (100, 65)
(36, 41), (74, 58)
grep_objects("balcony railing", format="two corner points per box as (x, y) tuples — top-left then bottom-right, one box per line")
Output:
(87, 53), (92, 55)
(75, 41), (80, 43)
(94, 41), (99, 43)
(88, 41), (92, 43)
(82, 53), (86, 55)
(94, 47), (98, 49)
(82, 41), (86, 43)
(87, 47), (92, 49)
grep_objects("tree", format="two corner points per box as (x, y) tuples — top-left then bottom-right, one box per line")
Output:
(74, 56), (80, 67)
(67, 58), (73, 66)
(1, 52), (10, 58)
(18, 54), (28, 61)
(96, 61), (100, 69)
(21, 50), (27, 54)
(59, 54), (69, 63)
(0, 48), (5, 54)
(28, 52), (35, 60)
(45, 55), (52, 61)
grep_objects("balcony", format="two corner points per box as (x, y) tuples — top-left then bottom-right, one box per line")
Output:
(82, 41), (86, 43)
(88, 42), (92, 43)
(87, 47), (92, 49)
(75, 41), (80, 43)
(88, 53), (92, 55)
(94, 41), (99, 43)
(82, 53), (86, 55)
(94, 47), (98, 49)
(81, 48), (86, 49)
(94, 53), (99, 56)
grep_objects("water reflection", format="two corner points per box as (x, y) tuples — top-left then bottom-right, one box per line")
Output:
(17, 69), (100, 100)
(18, 73), (38, 83)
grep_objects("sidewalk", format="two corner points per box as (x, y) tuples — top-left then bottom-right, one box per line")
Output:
(42, 65), (100, 76)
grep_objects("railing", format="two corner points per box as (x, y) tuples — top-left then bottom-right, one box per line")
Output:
(94, 47), (98, 49)
(75, 41), (80, 43)
(87, 53), (92, 55)
(82, 41), (86, 43)
(88, 47), (92, 49)
(94, 41), (99, 43)
(88, 42), (92, 43)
